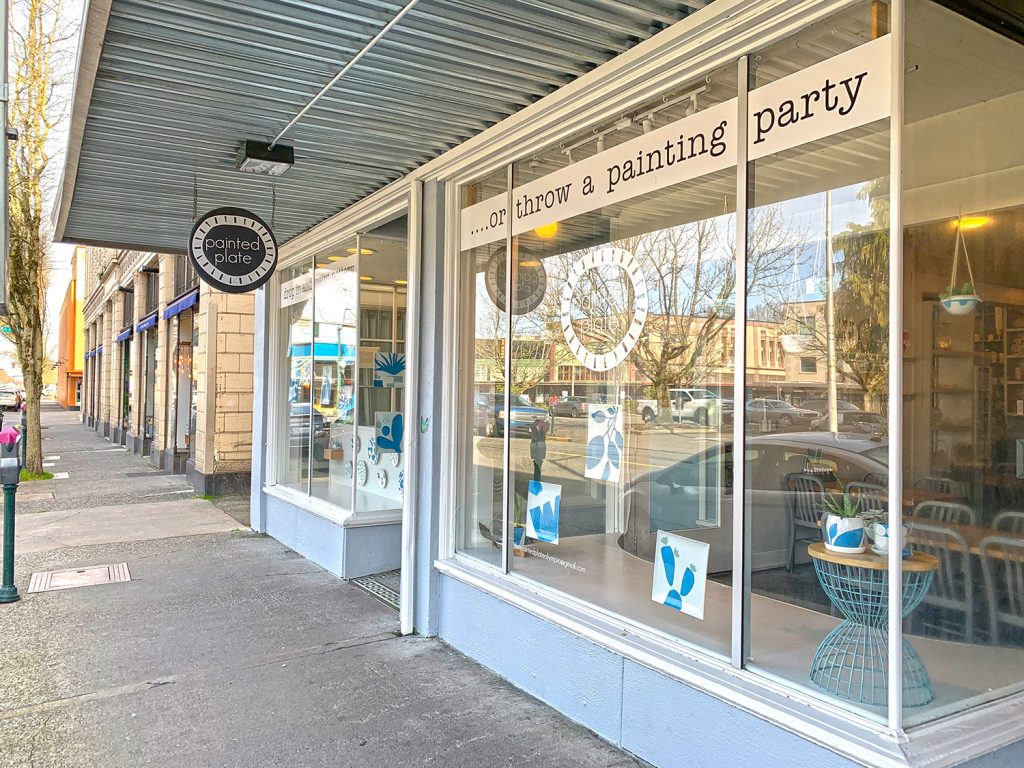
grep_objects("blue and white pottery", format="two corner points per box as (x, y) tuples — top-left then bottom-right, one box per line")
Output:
(869, 522), (911, 558)
(823, 513), (866, 554)
(940, 294), (980, 316)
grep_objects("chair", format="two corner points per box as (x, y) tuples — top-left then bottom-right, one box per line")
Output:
(784, 472), (825, 573)
(913, 475), (969, 501)
(847, 482), (886, 516)
(992, 509), (1024, 535)
(980, 536), (1024, 645)
(911, 522), (975, 642)
(912, 500), (977, 527)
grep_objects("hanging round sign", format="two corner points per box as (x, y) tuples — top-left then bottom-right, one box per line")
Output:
(561, 247), (648, 372)
(485, 246), (547, 315)
(188, 207), (278, 293)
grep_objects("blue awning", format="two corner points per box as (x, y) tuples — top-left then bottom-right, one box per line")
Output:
(84, 349), (93, 360)
(163, 289), (199, 320)
(289, 342), (356, 359)
(136, 312), (158, 333)
(97, 345), (103, 355)
(115, 327), (133, 343)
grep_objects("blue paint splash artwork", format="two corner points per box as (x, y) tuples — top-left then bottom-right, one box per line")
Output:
(526, 480), (561, 544)
(375, 412), (404, 454)
(651, 531), (710, 620)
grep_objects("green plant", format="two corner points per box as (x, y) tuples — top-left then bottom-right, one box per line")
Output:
(19, 469), (53, 481)
(940, 281), (975, 300)
(822, 483), (861, 519)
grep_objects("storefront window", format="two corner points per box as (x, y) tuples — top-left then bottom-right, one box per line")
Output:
(308, 242), (358, 509)
(120, 337), (132, 430)
(143, 327), (157, 441)
(279, 261), (315, 495)
(354, 234), (408, 517)
(456, 167), (510, 568)
(900, 0), (1024, 725)
(743, 2), (891, 719)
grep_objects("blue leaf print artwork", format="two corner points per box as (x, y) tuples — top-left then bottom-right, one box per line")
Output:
(373, 352), (406, 388)
(585, 405), (623, 483)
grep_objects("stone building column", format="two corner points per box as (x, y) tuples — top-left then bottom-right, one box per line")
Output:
(150, 253), (176, 469)
(127, 270), (147, 452)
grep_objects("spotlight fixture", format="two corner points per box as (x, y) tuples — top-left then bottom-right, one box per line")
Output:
(236, 140), (294, 176)
(395, 279), (408, 285)
(360, 275), (374, 281)
(346, 247), (376, 256)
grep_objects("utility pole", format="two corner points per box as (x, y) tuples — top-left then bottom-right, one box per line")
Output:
(825, 191), (838, 433)
(0, 0), (9, 317)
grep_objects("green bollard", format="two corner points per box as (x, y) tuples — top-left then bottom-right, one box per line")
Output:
(0, 425), (22, 603)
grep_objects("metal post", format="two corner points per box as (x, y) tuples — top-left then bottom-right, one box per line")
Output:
(825, 190), (838, 433)
(0, 484), (18, 602)
(19, 407), (26, 468)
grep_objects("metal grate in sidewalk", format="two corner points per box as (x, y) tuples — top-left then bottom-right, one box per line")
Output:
(28, 563), (131, 593)
(350, 569), (400, 610)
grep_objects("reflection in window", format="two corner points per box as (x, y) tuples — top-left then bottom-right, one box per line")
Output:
(279, 262), (314, 494)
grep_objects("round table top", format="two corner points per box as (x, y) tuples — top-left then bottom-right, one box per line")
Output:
(807, 542), (939, 572)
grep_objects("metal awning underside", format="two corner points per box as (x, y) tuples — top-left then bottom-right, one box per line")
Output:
(55, 0), (707, 254)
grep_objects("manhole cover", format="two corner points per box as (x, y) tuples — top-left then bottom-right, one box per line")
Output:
(28, 563), (131, 593)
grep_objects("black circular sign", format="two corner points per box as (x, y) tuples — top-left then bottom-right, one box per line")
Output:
(188, 207), (278, 293)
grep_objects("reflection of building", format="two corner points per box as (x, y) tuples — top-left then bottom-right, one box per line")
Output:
(78, 248), (256, 494)
(56, 247), (86, 410)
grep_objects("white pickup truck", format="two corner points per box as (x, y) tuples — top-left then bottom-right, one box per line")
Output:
(637, 388), (732, 426)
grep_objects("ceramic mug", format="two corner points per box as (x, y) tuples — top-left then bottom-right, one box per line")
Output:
(868, 522), (910, 557)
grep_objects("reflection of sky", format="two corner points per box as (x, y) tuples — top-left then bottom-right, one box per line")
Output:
(473, 180), (879, 326)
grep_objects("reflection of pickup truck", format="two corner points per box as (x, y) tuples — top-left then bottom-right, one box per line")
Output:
(637, 388), (733, 426)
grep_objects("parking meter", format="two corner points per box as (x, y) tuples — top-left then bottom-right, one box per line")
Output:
(0, 426), (19, 485)
(0, 425), (20, 603)
(530, 419), (548, 482)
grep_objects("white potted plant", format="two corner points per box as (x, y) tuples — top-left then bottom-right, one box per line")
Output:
(821, 483), (866, 554)
(939, 214), (980, 316)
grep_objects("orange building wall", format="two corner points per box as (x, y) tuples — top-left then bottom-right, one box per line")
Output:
(57, 248), (85, 410)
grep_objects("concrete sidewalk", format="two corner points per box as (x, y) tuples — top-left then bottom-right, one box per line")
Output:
(0, 405), (643, 768)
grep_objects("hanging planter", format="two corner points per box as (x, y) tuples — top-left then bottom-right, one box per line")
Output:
(939, 214), (981, 316)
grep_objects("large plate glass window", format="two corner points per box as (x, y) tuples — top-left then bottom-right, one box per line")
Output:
(278, 261), (316, 494)
(456, 168), (510, 568)
(308, 242), (358, 509)
(901, 0), (1024, 725)
(743, 2), (892, 720)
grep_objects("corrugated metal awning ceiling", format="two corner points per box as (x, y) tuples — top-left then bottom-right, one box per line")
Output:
(56, 0), (708, 253)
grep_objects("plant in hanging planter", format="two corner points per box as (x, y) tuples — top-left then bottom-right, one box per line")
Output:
(821, 482), (867, 554)
(940, 214), (982, 316)
(940, 281), (980, 316)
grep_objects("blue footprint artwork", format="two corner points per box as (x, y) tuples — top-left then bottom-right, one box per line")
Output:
(651, 531), (709, 620)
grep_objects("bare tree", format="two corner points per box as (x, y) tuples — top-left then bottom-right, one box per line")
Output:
(4, 0), (72, 473)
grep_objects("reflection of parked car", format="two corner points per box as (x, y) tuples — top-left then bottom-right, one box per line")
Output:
(745, 399), (819, 429)
(0, 387), (22, 412)
(551, 396), (589, 417)
(289, 402), (326, 449)
(637, 388), (733, 426)
(475, 393), (549, 437)
(621, 432), (888, 573)
(810, 409), (886, 434)
(799, 398), (861, 414)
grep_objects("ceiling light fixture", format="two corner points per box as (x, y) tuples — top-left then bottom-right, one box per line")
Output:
(360, 275), (374, 281)
(347, 247), (376, 256)
(533, 222), (558, 240)
(395, 279), (408, 285)
(236, 140), (294, 176)
(954, 215), (990, 230)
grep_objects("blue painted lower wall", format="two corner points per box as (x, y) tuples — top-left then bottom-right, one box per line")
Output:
(438, 573), (856, 768)
(262, 492), (401, 579)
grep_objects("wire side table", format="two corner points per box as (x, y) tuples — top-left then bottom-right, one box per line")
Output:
(807, 543), (939, 708)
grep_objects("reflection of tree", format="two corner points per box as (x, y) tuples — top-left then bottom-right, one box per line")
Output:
(793, 179), (889, 411)
(623, 210), (799, 411)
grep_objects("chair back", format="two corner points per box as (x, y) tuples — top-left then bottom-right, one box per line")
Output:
(912, 475), (969, 501)
(911, 522), (973, 641)
(992, 509), (1024, 535)
(912, 500), (977, 527)
(784, 473), (825, 527)
(980, 535), (1024, 642)
(847, 482), (885, 516)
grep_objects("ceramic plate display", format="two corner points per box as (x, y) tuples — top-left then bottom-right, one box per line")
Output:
(351, 434), (361, 453)
(377, 468), (388, 488)
(366, 437), (380, 465)
(356, 460), (368, 487)
(392, 452), (401, 468)
(398, 470), (405, 498)
(342, 460), (353, 478)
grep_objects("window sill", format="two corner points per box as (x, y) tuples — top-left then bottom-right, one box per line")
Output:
(435, 556), (1024, 768)
(262, 484), (401, 529)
